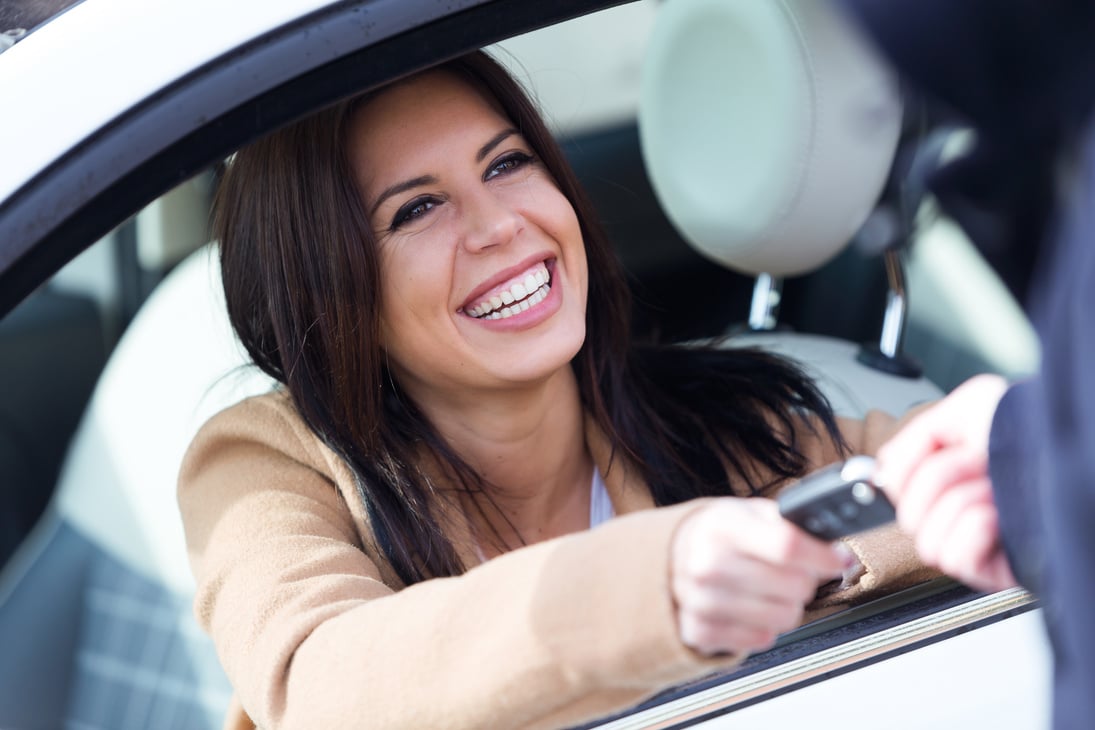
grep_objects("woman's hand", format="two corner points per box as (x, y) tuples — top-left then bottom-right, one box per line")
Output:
(670, 498), (847, 656)
(874, 374), (1018, 593)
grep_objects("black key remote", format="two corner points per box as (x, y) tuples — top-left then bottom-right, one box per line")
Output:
(777, 455), (895, 540)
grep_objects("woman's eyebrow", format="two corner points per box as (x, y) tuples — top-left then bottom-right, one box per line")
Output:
(368, 128), (518, 218)
(369, 175), (437, 218)
(476, 128), (518, 162)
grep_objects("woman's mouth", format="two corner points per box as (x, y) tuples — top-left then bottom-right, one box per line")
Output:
(463, 261), (552, 320)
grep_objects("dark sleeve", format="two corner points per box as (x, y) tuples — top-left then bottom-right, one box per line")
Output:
(986, 380), (1046, 594)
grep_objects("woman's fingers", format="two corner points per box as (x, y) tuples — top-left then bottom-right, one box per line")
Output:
(674, 555), (820, 617)
(689, 498), (845, 577)
(673, 564), (812, 655)
(670, 498), (847, 656)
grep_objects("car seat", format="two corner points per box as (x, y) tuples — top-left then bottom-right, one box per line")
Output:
(0, 246), (272, 730)
(637, 0), (944, 416)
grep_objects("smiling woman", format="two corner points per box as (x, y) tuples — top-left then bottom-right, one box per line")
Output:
(179, 50), (933, 730)
(352, 70), (589, 405)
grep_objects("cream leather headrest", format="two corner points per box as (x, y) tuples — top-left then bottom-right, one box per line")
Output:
(638, 0), (902, 276)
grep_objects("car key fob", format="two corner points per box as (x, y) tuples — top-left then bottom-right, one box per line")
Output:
(777, 455), (895, 540)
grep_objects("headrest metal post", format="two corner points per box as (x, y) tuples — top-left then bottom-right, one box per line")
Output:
(879, 249), (907, 358)
(748, 273), (783, 331)
(855, 240), (922, 379)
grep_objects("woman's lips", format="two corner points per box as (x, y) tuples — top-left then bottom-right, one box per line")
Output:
(464, 262), (551, 319)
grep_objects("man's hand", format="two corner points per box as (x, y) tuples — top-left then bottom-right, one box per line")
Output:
(874, 374), (1018, 593)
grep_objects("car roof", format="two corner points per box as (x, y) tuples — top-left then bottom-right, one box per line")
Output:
(0, 0), (337, 203)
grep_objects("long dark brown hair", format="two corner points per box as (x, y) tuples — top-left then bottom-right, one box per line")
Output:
(215, 51), (845, 586)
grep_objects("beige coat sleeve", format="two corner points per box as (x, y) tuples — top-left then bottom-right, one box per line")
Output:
(178, 398), (733, 730)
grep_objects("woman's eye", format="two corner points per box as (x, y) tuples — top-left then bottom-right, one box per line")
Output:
(390, 197), (438, 230)
(485, 151), (534, 180)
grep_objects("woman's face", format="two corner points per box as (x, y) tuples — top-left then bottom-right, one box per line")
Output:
(349, 70), (588, 405)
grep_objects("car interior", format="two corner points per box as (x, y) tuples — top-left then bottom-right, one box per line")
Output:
(0, 1), (1043, 728)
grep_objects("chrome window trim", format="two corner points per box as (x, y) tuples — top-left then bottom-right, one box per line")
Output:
(593, 587), (1037, 729)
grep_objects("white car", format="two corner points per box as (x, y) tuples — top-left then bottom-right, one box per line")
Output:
(0, 1), (1051, 728)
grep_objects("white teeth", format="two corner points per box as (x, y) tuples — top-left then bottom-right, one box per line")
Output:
(472, 283), (550, 319)
(467, 264), (553, 319)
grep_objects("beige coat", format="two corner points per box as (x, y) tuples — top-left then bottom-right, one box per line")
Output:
(178, 390), (934, 730)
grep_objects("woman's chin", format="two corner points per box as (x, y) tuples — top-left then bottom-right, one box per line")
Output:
(483, 330), (586, 387)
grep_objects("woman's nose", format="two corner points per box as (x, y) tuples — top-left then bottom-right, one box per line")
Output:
(461, 189), (521, 253)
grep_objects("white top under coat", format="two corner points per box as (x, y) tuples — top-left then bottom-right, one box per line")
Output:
(589, 465), (615, 528)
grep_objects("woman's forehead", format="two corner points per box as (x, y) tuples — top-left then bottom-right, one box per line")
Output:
(352, 69), (508, 141)
(347, 68), (515, 187)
